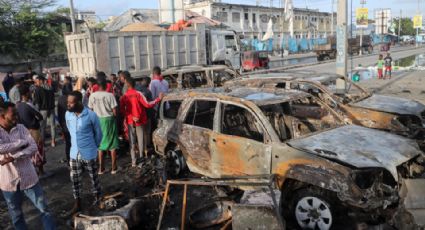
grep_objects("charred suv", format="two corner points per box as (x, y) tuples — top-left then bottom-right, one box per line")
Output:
(153, 87), (425, 229)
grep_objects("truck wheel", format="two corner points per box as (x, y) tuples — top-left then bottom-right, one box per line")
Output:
(323, 56), (330, 61)
(284, 187), (345, 230)
(166, 147), (186, 178)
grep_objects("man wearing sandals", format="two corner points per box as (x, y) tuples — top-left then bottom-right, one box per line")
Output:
(66, 91), (102, 214)
(88, 79), (119, 175)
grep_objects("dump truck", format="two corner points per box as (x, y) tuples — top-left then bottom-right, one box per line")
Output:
(314, 35), (373, 61)
(64, 23), (241, 77)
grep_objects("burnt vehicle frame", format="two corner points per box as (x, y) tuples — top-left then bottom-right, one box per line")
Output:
(161, 65), (239, 90)
(225, 72), (425, 150)
(152, 87), (425, 229)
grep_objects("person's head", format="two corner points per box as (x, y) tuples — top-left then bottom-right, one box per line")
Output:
(152, 66), (161, 76)
(87, 77), (97, 87)
(67, 91), (83, 113)
(64, 76), (72, 84)
(19, 84), (31, 101)
(379, 54), (383, 59)
(27, 66), (32, 73)
(35, 75), (46, 86)
(141, 76), (151, 87)
(119, 71), (130, 83)
(124, 75), (135, 89)
(15, 77), (23, 86)
(110, 73), (117, 82)
(98, 79), (107, 91)
(6, 71), (13, 78)
(96, 71), (107, 82)
(0, 102), (18, 129)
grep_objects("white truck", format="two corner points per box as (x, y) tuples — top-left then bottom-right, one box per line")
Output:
(64, 23), (241, 77)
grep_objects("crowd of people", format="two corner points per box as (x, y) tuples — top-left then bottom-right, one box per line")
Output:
(0, 66), (169, 229)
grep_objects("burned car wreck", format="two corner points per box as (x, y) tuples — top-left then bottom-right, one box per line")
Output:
(161, 65), (239, 90)
(225, 73), (425, 150)
(153, 87), (425, 229)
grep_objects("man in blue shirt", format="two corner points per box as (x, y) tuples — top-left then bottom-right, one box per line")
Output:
(65, 91), (102, 215)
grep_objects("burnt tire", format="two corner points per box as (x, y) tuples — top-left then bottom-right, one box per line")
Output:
(323, 55), (330, 61)
(283, 187), (349, 230)
(165, 147), (186, 178)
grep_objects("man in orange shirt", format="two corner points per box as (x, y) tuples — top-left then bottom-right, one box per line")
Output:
(120, 75), (163, 167)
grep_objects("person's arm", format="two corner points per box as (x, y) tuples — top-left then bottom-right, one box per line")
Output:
(88, 95), (94, 110)
(111, 96), (118, 117)
(33, 88), (40, 108)
(0, 139), (27, 155)
(137, 91), (161, 109)
(149, 82), (157, 99)
(119, 96), (126, 116)
(10, 126), (37, 159)
(91, 113), (103, 147)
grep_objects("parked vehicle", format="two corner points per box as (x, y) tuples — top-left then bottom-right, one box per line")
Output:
(225, 72), (425, 150)
(153, 87), (425, 229)
(64, 23), (241, 77)
(161, 65), (239, 90)
(241, 51), (270, 71)
(314, 36), (373, 61)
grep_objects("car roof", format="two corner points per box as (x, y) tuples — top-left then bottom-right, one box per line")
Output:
(228, 72), (343, 87)
(162, 65), (232, 75)
(164, 87), (310, 106)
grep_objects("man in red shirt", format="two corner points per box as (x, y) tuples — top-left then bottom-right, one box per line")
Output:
(120, 75), (163, 167)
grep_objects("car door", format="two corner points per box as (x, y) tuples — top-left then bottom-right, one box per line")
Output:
(154, 99), (183, 155)
(210, 101), (272, 177)
(177, 99), (218, 177)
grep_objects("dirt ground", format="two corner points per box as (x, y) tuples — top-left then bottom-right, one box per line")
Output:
(0, 69), (424, 230)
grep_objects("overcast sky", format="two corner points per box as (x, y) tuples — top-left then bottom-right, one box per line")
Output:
(54, 0), (420, 19)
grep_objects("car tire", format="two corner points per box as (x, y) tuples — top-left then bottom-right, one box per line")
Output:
(284, 187), (345, 230)
(323, 55), (330, 61)
(165, 147), (186, 178)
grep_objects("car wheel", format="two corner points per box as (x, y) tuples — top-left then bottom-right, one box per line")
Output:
(166, 148), (186, 177)
(323, 56), (330, 61)
(289, 188), (338, 230)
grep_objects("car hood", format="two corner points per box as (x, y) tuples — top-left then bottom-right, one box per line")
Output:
(288, 125), (422, 180)
(351, 94), (425, 116)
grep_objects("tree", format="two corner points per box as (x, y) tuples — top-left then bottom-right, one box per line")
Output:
(0, 0), (64, 59)
(392, 17), (415, 36)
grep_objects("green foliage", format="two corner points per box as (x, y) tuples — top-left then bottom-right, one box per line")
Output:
(0, 0), (67, 59)
(392, 18), (415, 36)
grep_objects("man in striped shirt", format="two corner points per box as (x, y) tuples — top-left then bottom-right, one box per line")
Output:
(0, 102), (55, 230)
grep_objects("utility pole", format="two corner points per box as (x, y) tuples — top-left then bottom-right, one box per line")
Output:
(359, 0), (366, 55)
(336, 0), (348, 76)
(417, 0), (420, 47)
(331, 0), (334, 36)
(398, 10), (401, 42)
(69, 0), (76, 33)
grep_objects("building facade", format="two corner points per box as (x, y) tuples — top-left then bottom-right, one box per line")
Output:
(184, 0), (336, 41)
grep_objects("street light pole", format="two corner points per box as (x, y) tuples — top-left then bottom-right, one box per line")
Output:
(331, 0), (334, 36)
(359, 0), (366, 56)
(69, 0), (76, 33)
(336, 0), (348, 76)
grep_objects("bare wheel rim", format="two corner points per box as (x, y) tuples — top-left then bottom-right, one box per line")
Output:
(295, 196), (332, 230)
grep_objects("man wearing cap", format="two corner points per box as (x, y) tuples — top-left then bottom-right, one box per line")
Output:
(33, 75), (56, 147)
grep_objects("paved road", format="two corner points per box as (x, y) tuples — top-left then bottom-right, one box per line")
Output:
(292, 46), (425, 73)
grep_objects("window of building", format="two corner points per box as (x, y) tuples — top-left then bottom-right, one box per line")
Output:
(232, 12), (241, 23)
(184, 100), (217, 130)
(163, 100), (182, 119)
(260, 14), (269, 23)
(252, 13), (256, 23)
(221, 104), (264, 142)
(244, 13), (249, 20)
(217, 11), (228, 22)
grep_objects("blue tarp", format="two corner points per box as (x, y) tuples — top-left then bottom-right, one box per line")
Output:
(245, 38), (274, 51)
